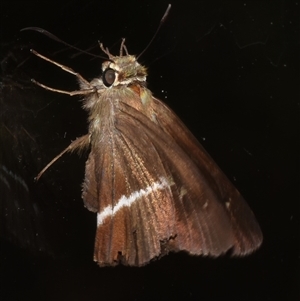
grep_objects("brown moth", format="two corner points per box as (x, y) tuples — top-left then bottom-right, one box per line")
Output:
(29, 8), (262, 267)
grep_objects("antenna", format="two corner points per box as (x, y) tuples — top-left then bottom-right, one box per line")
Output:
(137, 4), (171, 60)
(21, 27), (107, 60)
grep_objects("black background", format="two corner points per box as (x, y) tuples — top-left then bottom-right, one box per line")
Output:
(1, 1), (299, 300)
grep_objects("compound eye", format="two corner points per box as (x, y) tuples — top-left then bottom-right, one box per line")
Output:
(103, 68), (116, 87)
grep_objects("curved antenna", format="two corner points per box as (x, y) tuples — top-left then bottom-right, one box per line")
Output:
(137, 4), (171, 60)
(21, 27), (108, 60)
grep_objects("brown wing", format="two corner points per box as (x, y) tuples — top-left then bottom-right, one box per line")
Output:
(150, 96), (263, 255)
(82, 90), (262, 267)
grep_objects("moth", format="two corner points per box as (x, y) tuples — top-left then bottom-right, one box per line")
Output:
(28, 10), (262, 267)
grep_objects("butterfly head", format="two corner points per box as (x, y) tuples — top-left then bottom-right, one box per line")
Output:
(99, 40), (147, 88)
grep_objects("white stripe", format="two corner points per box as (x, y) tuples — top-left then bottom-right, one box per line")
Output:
(97, 177), (169, 226)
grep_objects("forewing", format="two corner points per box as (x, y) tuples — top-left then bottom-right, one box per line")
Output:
(150, 96), (263, 255)
(82, 88), (261, 266)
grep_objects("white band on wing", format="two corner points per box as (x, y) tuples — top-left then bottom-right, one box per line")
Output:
(97, 177), (169, 226)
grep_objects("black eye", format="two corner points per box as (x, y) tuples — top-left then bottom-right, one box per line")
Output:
(103, 68), (116, 87)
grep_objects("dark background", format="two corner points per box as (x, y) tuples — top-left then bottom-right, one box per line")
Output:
(1, 1), (299, 300)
